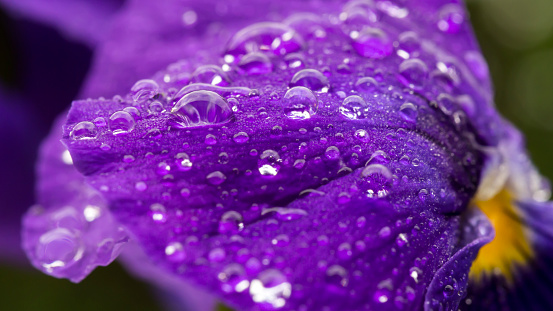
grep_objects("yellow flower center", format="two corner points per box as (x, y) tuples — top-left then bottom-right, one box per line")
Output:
(470, 189), (533, 283)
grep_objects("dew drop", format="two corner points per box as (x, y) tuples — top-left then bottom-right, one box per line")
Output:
(225, 22), (304, 57)
(150, 203), (167, 223)
(258, 150), (281, 176)
(325, 146), (340, 160)
(289, 69), (329, 92)
(239, 52), (273, 75)
(340, 95), (366, 119)
(36, 228), (83, 272)
(130, 79), (159, 103)
(250, 269), (292, 308)
(233, 132), (250, 144)
(175, 153), (193, 171)
(109, 111), (135, 136)
(207, 171), (226, 185)
(282, 86), (317, 120)
(191, 65), (230, 86)
(165, 242), (186, 262)
(399, 102), (418, 122)
(171, 90), (233, 127)
(350, 27), (392, 59)
(437, 4), (465, 34)
(70, 121), (97, 140)
(398, 58), (428, 89)
(219, 211), (244, 234)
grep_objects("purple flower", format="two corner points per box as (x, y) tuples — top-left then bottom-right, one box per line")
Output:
(13, 0), (553, 310)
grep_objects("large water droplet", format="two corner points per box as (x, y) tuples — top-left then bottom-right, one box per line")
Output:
(340, 95), (366, 119)
(437, 4), (465, 34)
(398, 59), (428, 89)
(219, 264), (249, 293)
(289, 69), (329, 92)
(207, 171), (227, 185)
(250, 269), (292, 308)
(360, 164), (393, 198)
(282, 86), (317, 120)
(191, 65), (230, 86)
(175, 153), (193, 171)
(350, 27), (392, 59)
(109, 111), (136, 136)
(258, 150), (281, 176)
(219, 211), (244, 234)
(399, 102), (418, 122)
(36, 228), (84, 272)
(130, 79), (159, 103)
(171, 90), (233, 127)
(165, 241), (186, 262)
(70, 121), (97, 140)
(239, 52), (273, 75)
(225, 22), (304, 57)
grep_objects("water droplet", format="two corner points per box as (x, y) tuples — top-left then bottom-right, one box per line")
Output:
(207, 171), (226, 185)
(226, 22), (304, 57)
(367, 150), (390, 165)
(135, 181), (147, 191)
(437, 4), (465, 34)
(233, 132), (249, 144)
(289, 69), (329, 92)
(165, 242), (186, 262)
(219, 264), (249, 293)
(398, 58), (428, 89)
(171, 90), (233, 127)
(70, 121), (97, 140)
(337, 242), (352, 260)
(219, 211), (244, 234)
(325, 265), (349, 288)
(130, 79), (159, 103)
(350, 27), (392, 59)
(361, 164), (393, 198)
(354, 129), (369, 142)
(283, 53), (305, 69)
(93, 117), (107, 127)
(175, 153), (193, 171)
(239, 52), (273, 75)
(282, 86), (317, 120)
(355, 76), (378, 93)
(150, 203), (167, 223)
(250, 269), (292, 308)
(36, 228), (84, 272)
(191, 65), (230, 86)
(325, 146), (340, 160)
(399, 102), (417, 122)
(271, 234), (290, 247)
(258, 150), (281, 176)
(109, 111), (135, 136)
(398, 31), (420, 55)
(340, 95), (366, 119)
(208, 248), (226, 262)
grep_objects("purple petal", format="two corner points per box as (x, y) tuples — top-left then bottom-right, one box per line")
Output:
(22, 116), (128, 282)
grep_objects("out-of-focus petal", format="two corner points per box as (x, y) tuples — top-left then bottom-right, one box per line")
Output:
(0, 0), (126, 46)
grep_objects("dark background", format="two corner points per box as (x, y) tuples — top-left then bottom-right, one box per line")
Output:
(1, 0), (552, 310)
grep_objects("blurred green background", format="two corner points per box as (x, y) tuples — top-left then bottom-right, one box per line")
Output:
(1, 0), (553, 310)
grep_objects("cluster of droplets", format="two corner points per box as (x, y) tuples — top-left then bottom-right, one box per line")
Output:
(61, 0), (490, 309)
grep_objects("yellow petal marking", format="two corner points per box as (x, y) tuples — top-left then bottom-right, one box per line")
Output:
(470, 189), (533, 284)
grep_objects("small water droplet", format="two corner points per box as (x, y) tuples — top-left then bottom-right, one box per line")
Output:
(219, 211), (244, 234)
(225, 22), (304, 57)
(165, 242), (186, 262)
(399, 102), (417, 122)
(437, 4), (465, 34)
(258, 150), (281, 176)
(233, 132), (249, 143)
(175, 153), (193, 171)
